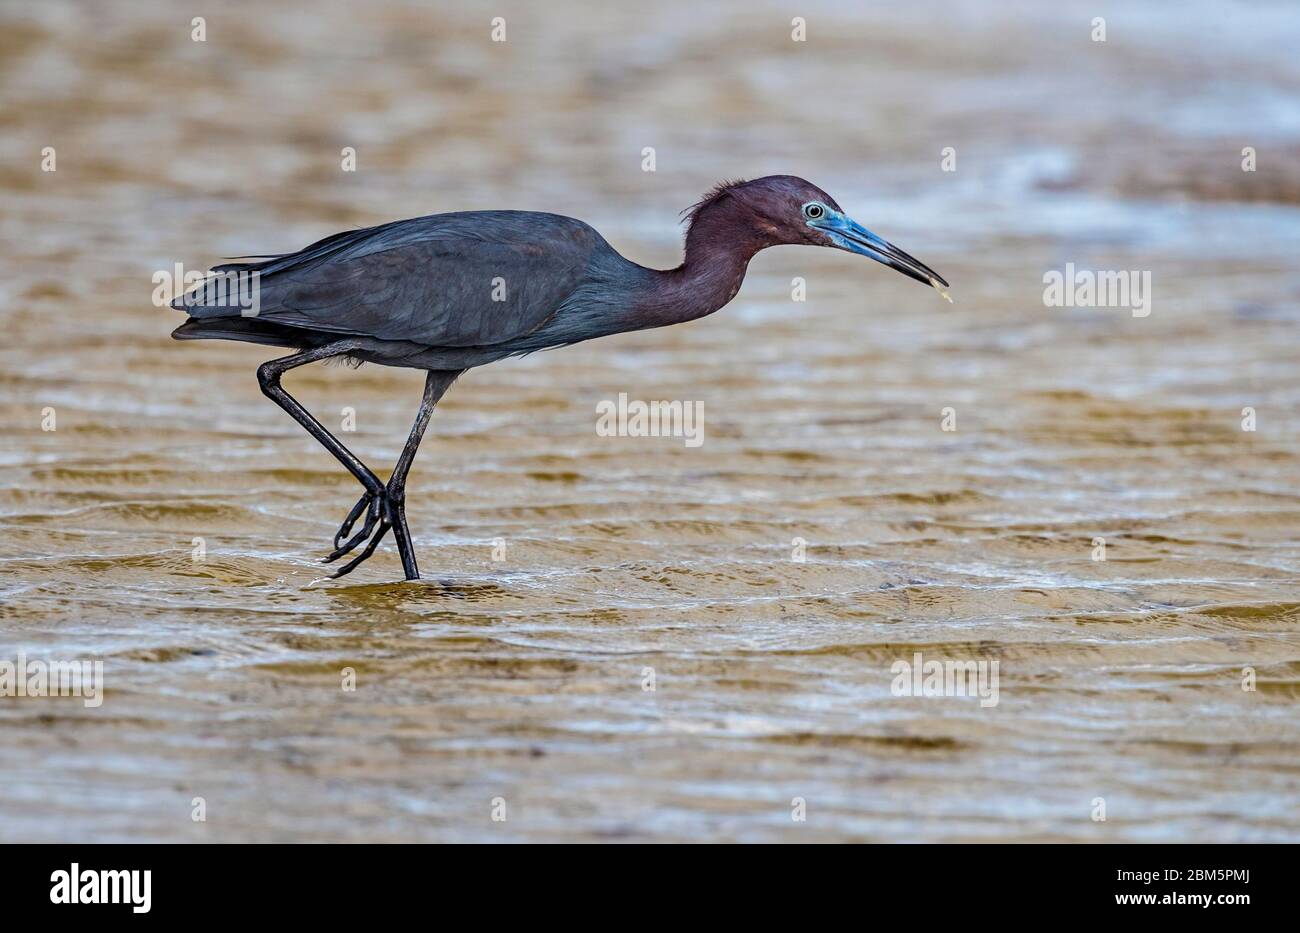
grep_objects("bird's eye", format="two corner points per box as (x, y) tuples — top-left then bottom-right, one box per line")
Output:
(803, 203), (825, 220)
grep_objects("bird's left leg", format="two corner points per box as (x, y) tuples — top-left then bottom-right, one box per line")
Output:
(327, 370), (461, 580)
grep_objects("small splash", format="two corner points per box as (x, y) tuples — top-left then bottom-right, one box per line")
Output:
(929, 277), (953, 303)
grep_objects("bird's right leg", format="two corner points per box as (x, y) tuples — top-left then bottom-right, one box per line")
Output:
(256, 343), (394, 567)
(383, 370), (461, 580)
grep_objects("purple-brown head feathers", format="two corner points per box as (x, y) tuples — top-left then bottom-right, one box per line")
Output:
(683, 175), (949, 293)
(683, 176), (842, 249)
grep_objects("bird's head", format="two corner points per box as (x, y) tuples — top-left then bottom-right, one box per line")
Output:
(686, 175), (950, 296)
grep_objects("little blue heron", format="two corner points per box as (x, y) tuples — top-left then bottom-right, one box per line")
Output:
(173, 175), (949, 580)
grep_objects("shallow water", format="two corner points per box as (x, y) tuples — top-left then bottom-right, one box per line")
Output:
(2, 0), (1299, 841)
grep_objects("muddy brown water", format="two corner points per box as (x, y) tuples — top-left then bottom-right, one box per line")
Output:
(1, 1), (1298, 841)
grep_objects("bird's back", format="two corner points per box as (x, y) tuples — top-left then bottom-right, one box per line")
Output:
(173, 211), (607, 350)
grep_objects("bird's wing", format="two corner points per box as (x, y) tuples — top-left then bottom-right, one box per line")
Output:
(180, 212), (598, 348)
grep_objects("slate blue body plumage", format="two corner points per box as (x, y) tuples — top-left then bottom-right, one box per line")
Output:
(173, 175), (948, 579)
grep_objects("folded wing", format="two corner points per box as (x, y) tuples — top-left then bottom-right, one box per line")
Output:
(174, 211), (598, 348)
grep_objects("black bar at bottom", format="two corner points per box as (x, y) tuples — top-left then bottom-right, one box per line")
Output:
(0, 843), (1274, 919)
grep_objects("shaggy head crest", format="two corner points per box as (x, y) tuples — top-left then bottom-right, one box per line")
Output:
(680, 178), (751, 230)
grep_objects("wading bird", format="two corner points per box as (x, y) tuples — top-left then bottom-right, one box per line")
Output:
(173, 176), (949, 580)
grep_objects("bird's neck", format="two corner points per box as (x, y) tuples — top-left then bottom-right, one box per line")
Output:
(633, 197), (773, 328)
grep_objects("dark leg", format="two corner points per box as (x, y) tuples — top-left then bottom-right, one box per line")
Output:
(257, 343), (394, 576)
(322, 369), (462, 580)
(257, 342), (382, 494)
(383, 370), (461, 579)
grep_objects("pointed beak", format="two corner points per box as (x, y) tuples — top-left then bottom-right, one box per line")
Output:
(811, 211), (949, 289)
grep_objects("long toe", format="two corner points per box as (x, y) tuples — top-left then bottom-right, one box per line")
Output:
(333, 491), (376, 549)
(322, 519), (378, 563)
(328, 521), (391, 579)
(323, 496), (384, 563)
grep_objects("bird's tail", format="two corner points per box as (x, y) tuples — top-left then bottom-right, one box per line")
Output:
(171, 316), (306, 349)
